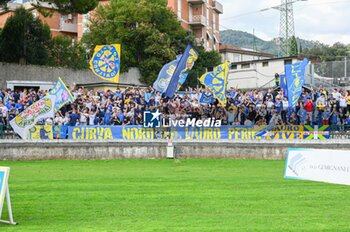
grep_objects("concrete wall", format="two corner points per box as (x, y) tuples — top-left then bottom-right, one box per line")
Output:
(228, 58), (298, 89)
(0, 140), (349, 161)
(0, 62), (143, 89)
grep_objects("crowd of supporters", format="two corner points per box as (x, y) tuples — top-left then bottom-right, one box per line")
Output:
(1, 85), (350, 128)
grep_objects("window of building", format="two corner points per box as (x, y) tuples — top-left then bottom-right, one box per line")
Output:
(231, 64), (238, 70)
(262, 61), (269, 67)
(241, 63), (250, 69)
(284, 59), (293, 65)
(206, 34), (210, 49)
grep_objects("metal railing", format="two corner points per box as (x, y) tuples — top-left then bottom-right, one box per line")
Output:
(313, 60), (350, 87)
(329, 125), (350, 139)
(0, 125), (18, 140)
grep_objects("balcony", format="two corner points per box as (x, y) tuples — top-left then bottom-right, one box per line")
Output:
(60, 14), (78, 33)
(212, 1), (223, 14)
(187, 0), (205, 4)
(189, 15), (207, 27)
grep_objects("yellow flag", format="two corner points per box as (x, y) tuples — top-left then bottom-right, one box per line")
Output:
(199, 61), (230, 106)
(89, 44), (121, 83)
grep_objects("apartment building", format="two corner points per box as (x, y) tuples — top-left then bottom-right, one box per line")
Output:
(0, 0), (108, 41)
(0, 0), (223, 50)
(167, 0), (223, 51)
(0, 0), (80, 40)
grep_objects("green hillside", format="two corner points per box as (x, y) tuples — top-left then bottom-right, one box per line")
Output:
(220, 30), (322, 55)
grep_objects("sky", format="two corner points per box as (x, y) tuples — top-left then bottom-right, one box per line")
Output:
(219, 0), (350, 45)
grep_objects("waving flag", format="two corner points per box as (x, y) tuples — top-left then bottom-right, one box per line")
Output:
(89, 44), (121, 83)
(227, 91), (237, 99)
(165, 45), (199, 98)
(285, 58), (309, 107)
(10, 95), (56, 139)
(280, 74), (288, 97)
(199, 92), (214, 104)
(153, 55), (182, 93)
(49, 78), (74, 112)
(199, 61), (230, 106)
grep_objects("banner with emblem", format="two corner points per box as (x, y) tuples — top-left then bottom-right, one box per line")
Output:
(165, 44), (199, 98)
(27, 125), (53, 140)
(285, 58), (309, 107)
(153, 55), (182, 93)
(89, 44), (121, 83)
(49, 78), (74, 112)
(9, 95), (56, 139)
(199, 61), (230, 106)
(199, 92), (214, 104)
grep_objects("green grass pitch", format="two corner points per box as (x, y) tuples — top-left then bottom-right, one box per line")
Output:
(0, 159), (349, 231)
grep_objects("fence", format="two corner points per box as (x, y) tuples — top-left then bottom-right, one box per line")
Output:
(312, 59), (350, 87)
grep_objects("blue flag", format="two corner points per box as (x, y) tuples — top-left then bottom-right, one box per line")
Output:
(227, 91), (237, 99)
(153, 55), (181, 93)
(285, 58), (308, 107)
(280, 74), (288, 97)
(200, 92), (214, 104)
(165, 45), (199, 98)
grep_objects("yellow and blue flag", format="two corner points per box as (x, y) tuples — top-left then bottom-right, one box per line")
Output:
(49, 78), (74, 112)
(165, 45), (198, 98)
(153, 55), (182, 93)
(199, 61), (230, 106)
(285, 58), (308, 107)
(89, 44), (121, 83)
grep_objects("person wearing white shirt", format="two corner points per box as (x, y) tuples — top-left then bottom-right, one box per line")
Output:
(332, 89), (341, 101)
(89, 110), (97, 126)
(339, 95), (347, 110)
(79, 109), (89, 126)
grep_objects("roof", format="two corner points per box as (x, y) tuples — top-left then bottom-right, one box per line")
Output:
(231, 56), (301, 65)
(219, 44), (275, 58)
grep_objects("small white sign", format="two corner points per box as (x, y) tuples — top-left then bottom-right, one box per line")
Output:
(285, 149), (350, 186)
(0, 167), (16, 225)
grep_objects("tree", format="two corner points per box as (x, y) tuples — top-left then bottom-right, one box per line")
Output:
(83, 0), (194, 85)
(0, 0), (97, 14)
(48, 35), (89, 69)
(301, 42), (350, 62)
(36, 0), (98, 14)
(289, 36), (298, 56)
(0, 0), (10, 9)
(0, 7), (51, 65)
